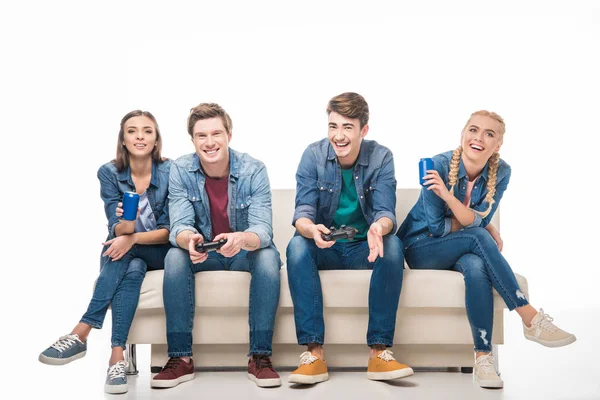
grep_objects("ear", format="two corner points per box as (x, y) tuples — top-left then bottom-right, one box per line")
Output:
(227, 131), (233, 143)
(361, 124), (369, 138)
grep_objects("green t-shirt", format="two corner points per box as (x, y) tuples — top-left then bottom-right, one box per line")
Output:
(332, 168), (369, 241)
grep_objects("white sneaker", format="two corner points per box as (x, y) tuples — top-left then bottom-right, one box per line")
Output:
(474, 354), (503, 388)
(523, 309), (576, 348)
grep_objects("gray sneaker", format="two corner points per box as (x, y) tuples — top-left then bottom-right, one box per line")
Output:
(105, 360), (128, 394)
(39, 334), (87, 365)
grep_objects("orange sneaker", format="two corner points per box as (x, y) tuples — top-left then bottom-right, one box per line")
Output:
(367, 350), (413, 381)
(288, 351), (329, 384)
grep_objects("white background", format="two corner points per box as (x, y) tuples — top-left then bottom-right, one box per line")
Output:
(1, 1), (598, 398)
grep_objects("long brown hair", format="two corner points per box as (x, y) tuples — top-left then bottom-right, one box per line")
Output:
(114, 110), (164, 171)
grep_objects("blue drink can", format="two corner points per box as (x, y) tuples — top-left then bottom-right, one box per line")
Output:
(419, 158), (434, 186)
(122, 192), (140, 221)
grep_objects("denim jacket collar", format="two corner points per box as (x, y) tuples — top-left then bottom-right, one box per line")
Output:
(115, 161), (160, 188)
(189, 149), (240, 180)
(326, 141), (370, 167)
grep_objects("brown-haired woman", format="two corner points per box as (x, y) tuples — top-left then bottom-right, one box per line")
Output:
(39, 110), (172, 394)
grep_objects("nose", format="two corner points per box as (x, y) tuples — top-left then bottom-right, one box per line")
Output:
(334, 128), (345, 141)
(135, 130), (144, 140)
(206, 134), (215, 147)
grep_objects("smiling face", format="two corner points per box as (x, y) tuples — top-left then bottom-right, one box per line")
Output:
(122, 115), (157, 159)
(192, 117), (232, 170)
(328, 111), (368, 168)
(460, 114), (504, 165)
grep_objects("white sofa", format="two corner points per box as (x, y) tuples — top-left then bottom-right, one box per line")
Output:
(125, 189), (528, 373)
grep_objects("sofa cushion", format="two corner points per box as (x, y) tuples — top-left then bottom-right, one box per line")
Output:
(138, 268), (528, 310)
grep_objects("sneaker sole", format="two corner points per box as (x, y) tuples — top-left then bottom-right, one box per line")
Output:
(367, 367), (414, 381)
(151, 372), (195, 388)
(524, 333), (577, 348)
(38, 351), (87, 366)
(474, 374), (503, 388)
(288, 372), (329, 384)
(247, 373), (281, 387)
(105, 383), (128, 394)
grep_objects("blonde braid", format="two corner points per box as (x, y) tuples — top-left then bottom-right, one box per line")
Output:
(474, 152), (500, 218)
(448, 146), (462, 196)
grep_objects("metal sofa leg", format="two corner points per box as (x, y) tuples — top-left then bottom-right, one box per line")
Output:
(493, 344), (500, 375)
(125, 344), (139, 375)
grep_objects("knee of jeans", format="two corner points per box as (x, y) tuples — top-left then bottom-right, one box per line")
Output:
(457, 254), (487, 281)
(466, 227), (497, 250)
(286, 235), (313, 265)
(164, 247), (191, 277)
(382, 235), (404, 264)
(250, 247), (282, 276)
(125, 258), (147, 277)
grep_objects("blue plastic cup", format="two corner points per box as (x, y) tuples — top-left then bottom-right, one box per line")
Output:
(122, 192), (140, 221)
(419, 158), (434, 186)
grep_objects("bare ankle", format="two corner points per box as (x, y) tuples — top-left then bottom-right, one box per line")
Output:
(71, 322), (92, 342)
(369, 345), (386, 359)
(307, 343), (324, 359)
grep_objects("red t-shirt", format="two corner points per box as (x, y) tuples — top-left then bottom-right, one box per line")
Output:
(204, 176), (232, 238)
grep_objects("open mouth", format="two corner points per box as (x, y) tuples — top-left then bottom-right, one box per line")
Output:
(204, 149), (219, 156)
(133, 143), (147, 149)
(469, 143), (484, 152)
(334, 142), (349, 149)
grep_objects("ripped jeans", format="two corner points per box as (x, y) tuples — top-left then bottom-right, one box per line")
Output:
(404, 227), (529, 353)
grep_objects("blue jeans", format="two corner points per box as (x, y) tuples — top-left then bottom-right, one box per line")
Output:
(81, 243), (170, 349)
(286, 235), (405, 347)
(163, 245), (281, 357)
(404, 227), (529, 352)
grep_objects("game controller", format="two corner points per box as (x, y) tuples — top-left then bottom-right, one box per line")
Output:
(321, 225), (359, 241)
(195, 238), (228, 253)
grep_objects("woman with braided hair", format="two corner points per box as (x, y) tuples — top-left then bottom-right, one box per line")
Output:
(396, 110), (575, 388)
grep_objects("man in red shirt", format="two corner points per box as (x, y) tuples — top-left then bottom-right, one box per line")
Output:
(152, 103), (282, 389)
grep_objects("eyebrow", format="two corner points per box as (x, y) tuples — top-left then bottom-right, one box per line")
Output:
(469, 124), (496, 134)
(194, 130), (224, 135)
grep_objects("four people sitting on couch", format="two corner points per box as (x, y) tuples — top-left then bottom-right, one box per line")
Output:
(39, 94), (576, 393)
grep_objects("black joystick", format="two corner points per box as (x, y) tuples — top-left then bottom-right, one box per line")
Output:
(321, 225), (358, 241)
(195, 238), (228, 253)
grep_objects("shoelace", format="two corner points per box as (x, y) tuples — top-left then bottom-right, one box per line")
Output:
(298, 351), (318, 365)
(254, 356), (274, 370)
(162, 357), (184, 371)
(476, 354), (496, 375)
(535, 309), (558, 333)
(377, 349), (396, 362)
(50, 334), (81, 352)
(108, 361), (128, 380)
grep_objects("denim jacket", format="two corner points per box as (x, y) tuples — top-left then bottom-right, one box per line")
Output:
(396, 150), (511, 249)
(98, 159), (172, 240)
(292, 138), (398, 232)
(168, 149), (274, 249)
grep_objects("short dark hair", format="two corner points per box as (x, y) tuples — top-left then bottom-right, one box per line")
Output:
(326, 92), (369, 128)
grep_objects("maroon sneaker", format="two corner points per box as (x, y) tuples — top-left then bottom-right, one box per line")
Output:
(151, 357), (195, 388)
(247, 355), (281, 387)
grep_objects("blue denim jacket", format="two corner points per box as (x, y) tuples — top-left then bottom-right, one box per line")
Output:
(168, 149), (274, 249)
(292, 138), (398, 232)
(396, 150), (511, 248)
(98, 159), (172, 240)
